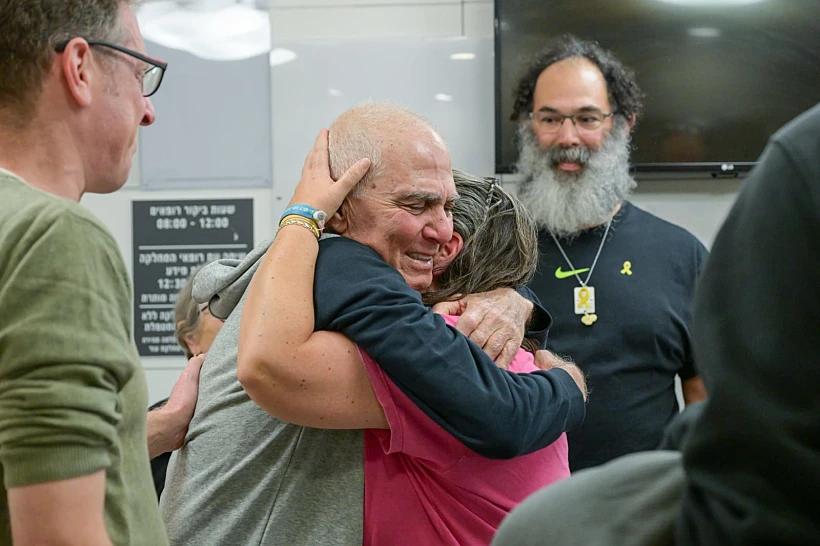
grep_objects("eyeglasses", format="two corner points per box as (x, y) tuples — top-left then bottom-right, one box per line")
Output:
(55, 39), (167, 97)
(529, 109), (615, 134)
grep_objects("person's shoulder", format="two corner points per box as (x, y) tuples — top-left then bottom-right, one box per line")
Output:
(771, 103), (820, 149)
(625, 202), (704, 247)
(317, 235), (400, 275)
(622, 202), (707, 269)
(0, 172), (119, 257)
(319, 234), (378, 255)
(766, 103), (820, 187)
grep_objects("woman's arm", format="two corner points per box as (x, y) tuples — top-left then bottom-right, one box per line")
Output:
(237, 129), (381, 428)
(241, 327), (388, 429)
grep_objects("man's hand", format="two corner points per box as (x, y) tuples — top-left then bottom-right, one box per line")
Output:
(433, 288), (533, 369)
(147, 353), (205, 459)
(535, 350), (588, 402)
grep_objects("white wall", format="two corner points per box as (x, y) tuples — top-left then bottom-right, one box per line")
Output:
(82, 0), (742, 403)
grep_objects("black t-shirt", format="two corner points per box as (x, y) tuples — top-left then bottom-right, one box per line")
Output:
(527, 202), (707, 471)
(312, 236), (585, 459)
(677, 104), (820, 545)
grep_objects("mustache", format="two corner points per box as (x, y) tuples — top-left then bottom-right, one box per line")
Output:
(547, 145), (593, 167)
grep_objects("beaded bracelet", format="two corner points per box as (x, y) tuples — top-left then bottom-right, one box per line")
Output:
(279, 217), (320, 240)
(281, 204), (327, 230)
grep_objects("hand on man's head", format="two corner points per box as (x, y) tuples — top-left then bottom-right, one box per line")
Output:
(290, 128), (371, 218)
(446, 288), (533, 369)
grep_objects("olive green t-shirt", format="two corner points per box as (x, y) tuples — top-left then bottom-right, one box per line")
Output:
(0, 169), (167, 545)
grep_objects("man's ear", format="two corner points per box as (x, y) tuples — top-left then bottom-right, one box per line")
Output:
(60, 38), (94, 108)
(626, 113), (637, 131)
(326, 199), (351, 234)
(437, 231), (464, 271)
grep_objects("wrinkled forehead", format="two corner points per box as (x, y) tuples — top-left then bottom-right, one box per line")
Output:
(383, 160), (456, 202)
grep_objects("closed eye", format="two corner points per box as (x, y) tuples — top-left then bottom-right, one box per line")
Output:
(402, 203), (426, 214)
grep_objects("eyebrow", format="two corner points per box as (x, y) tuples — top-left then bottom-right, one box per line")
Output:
(535, 105), (606, 114)
(401, 191), (459, 204)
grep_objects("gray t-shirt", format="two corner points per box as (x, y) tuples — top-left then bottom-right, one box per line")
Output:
(160, 240), (363, 546)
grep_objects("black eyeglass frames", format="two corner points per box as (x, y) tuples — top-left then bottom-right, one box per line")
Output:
(55, 39), (167, 97)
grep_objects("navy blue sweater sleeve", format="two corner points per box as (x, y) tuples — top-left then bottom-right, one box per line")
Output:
(518, 285), (551, 349)
(313, 237), (585, 459)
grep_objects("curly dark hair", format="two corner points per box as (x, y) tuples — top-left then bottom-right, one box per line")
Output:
(510, 34), (644, 124)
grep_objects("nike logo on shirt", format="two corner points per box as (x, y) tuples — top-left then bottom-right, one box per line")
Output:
(555, 266), (590, 279)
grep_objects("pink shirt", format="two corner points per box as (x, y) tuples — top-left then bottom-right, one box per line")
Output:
(361, 314), (570, 546)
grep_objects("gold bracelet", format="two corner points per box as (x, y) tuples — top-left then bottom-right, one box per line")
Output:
(279, 218), (320, 240)
(279, 214), (311, 226)
(279, 213), (321, 238)
(279, 214), (321, 230)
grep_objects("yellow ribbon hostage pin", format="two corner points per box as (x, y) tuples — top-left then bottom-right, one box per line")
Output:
(577, 287), (591, 309)
(620, 261), (632, 275)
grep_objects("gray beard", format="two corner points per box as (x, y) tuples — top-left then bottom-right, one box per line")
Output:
(515, 121), (636, 238)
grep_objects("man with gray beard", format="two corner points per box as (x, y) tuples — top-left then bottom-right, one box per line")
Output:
(511, 34), (708, 472)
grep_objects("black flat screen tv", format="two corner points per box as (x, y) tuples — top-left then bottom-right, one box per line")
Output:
(495, 0), (820, 175)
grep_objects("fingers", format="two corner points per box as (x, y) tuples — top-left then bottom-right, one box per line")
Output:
(494, 339), (518, 370)
(454, 311), (480, 340)
(333, 158), (371, 199)
(293, 128), (369, 217)
(460, 314), (503, 354)
(432, 300), (463, 316)
(185, 352), (206, 379)
(301, 129), (328, 179)
(166, 353), (205, 409)
(481, 329), (508, 361)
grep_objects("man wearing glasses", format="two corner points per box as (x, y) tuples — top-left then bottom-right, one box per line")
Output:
(510, 34), (708, 472)
(0, 2), (188, 544)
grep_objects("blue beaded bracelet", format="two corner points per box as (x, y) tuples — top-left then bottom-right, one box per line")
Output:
(281, 204), (327, 228)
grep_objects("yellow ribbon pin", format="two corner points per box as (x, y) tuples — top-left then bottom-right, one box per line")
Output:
(577, 287), (591, 309)
(620, 261), (632, 275)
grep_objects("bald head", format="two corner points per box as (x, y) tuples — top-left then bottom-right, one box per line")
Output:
(328, 102), (447, 197)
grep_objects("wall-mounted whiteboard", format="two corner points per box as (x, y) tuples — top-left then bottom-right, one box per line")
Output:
(270, 36), (495, 208)
(140, 44), (273, 191)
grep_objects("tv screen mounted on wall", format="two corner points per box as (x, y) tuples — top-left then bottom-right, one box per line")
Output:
(495, 0), (820, 175)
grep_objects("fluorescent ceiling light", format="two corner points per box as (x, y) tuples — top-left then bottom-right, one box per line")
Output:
(656, 0), (766, 5)
(435, 93), (453, 102)
(449, 53), (476, 61)
(687, 27), (721, 38)
(270, 48), (297, 66)
(138, 1), (270, 62)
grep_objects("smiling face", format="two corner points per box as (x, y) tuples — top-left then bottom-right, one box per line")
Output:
(530, 57), (614, 175)
(334, 128), (456, 291)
